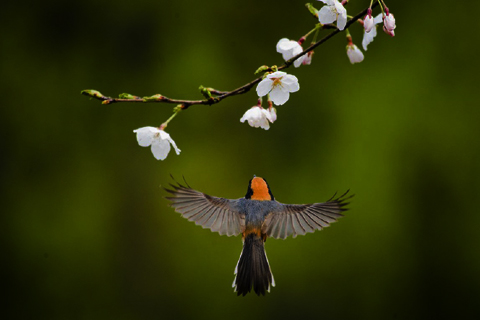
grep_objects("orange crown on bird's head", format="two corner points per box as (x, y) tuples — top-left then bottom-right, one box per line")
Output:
(245, 176), (275, 201)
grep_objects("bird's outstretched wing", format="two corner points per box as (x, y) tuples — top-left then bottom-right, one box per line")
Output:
(262, 191), (352, 239)
(165, 180), (245, 236)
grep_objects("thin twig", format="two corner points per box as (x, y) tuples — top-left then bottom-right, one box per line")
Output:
(82, 1), (378, 110)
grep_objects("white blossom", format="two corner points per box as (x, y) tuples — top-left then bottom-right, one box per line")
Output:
(268, 107), (277, 122)
(317, 0), (347, 30)
(384, 13), (396, 32)
(276, 38), (305, 68)
(303, 51), (314, 65)
(240, 107), (274, 130)
(346, 44), (364, 64)
(362, 14), (383, 51)
(133, 126), (181, 160)
(256, 71), (300, 106)
(364, 15), (374, 33)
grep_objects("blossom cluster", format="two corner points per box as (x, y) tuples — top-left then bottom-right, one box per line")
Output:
(240, 0), (396, 130)
(134, 0), (396, 160)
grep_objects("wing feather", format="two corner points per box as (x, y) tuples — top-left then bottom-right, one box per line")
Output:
(165, 181), (245, 236)
(295, 210), (316, 234)
(290, 213), (304, 238)
(263, 191), (352, 239)
(195, 205), (216, 226)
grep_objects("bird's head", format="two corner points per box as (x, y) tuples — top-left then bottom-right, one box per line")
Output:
(245, 176), (275, 201)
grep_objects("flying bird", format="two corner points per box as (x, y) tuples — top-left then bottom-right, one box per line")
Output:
(165, 176), (351, 296)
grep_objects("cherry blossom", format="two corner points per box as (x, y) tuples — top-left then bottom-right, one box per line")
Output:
(303, 51), (314, 65)
(317, 0), (347, 31)
(256, 71), (300, 106)
(346, 44), (364, 64)
(240, 107), (274, 130)
(364, 8), (375, 33)
(276, 38), (305, 68)
(133, 126), (181, 160)
(362, 14), (383, 51)
(268, 107), (277, 122)
(384, 12), (396, 33)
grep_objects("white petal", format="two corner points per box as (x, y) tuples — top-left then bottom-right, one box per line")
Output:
(276, 38), (297, 52)
(362, 26), (377, 51)
(259, 115), (270, 130)
(303, 52), (313, 65)
(347, 45), (364, 64)
(158, 130), (170, 140)
(373, 13), (383, 25)
(294, 56), (305, 68)
(240, 111), (249, 123)
(170, 140), (181, 155)
(240, 107), (271, 130)
(362, 32), (371, 51)
(281, 74), (300, 92)
(159, 131), (181, 155)
(318, 0), (335, 5)
(291, 46), (304, 67)
(268, 108), (277, 122)
(269, 87), (290, 106)
(336, 5), (347, 30)
(241, 108), (260, 122)
(364, 16), (374, 33)
(281, 50), (295, 61)
(133, 126), (159, 147)
(267, 71), (287, 79)
(151, 139), (171, 160)
(256, 78), (272, 97)
(261, 108), (273, 123)
(384, 14), (396, 31)
(318, 6), (337, 25)
(276, 38), (289, 52)
(335, 2), (346, 14)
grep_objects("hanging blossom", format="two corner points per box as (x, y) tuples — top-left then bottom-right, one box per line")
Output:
(364, 9), (375, 33)
(268, 107), (277, 122)
(256, 71), (299, 106)
(346, 44), (364, 64)
(303, 51), (314, 65)
(133, 126), (181, 160)
(276, 38), (306, 68)
(383, 8), (396, 37)
(317, 0), (347, 31)
(240, 106), (275, 130)
(362, 13), (383, 51)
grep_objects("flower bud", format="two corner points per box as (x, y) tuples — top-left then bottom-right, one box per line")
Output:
(346, 44), (364, 64)
(383, 13), (396, 32)
(364, 15), (375, 33)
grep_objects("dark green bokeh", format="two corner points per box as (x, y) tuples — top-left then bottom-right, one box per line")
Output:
(2, 0), (480, 319)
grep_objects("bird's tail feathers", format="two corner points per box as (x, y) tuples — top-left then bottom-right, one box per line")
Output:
(233, 233), (275, 296)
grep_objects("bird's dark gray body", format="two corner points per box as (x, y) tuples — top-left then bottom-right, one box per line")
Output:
(237, 198), (282, 228)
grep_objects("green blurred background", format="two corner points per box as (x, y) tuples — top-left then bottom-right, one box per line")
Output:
(2, 0), (480, 319)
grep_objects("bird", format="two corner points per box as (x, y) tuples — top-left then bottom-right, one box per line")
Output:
(164, 176), (351, 296)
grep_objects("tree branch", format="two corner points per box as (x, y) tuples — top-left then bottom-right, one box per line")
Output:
(82, 1), (378, 110)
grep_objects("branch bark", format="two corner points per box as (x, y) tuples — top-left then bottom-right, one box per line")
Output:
(82, 1), (378, 110)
